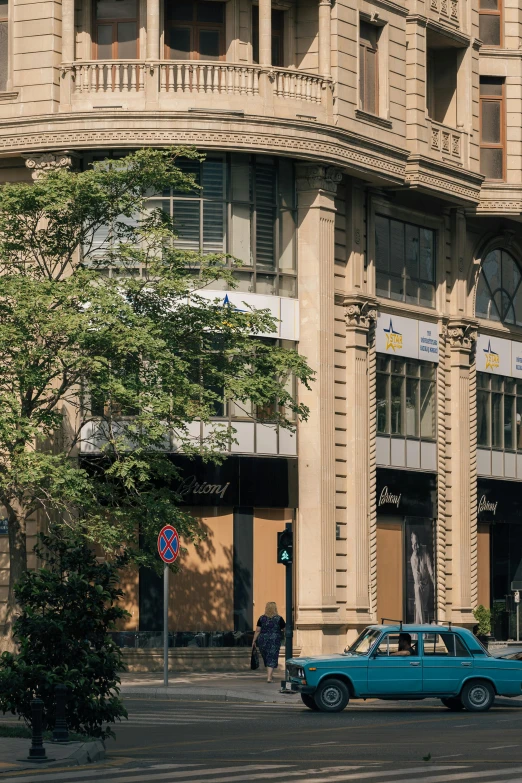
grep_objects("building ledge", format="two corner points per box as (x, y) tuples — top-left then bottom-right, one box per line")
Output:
(405, 154), (483, 204)
(475, 182), (522, 215)
(355, 109), (393, 130)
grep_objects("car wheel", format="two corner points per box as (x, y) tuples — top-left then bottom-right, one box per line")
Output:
(460, 680), (495, 712)
(301, 694), (320, 711)
(314, 678), (350, 713)
(441, 697), (464, 711)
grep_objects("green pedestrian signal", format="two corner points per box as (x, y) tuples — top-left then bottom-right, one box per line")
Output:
(277, 529), (293, 565)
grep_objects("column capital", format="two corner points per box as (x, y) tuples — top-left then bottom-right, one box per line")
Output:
(445, 318), (478, 352)
(296, 165), (342, 194)
(344, 294), (378, 330)
(22, 152), (79, 180)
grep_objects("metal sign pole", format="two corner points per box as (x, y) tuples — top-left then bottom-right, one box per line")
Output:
(164, 564), (169, 687)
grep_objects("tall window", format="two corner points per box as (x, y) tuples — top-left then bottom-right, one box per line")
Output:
(252, 8), (285, 67)
(476, 249), (522, 325)
(165, 0), (225, 61)
(479, 0), (502, 46)
(359, 20), (378, 115)
(477, 373), (522, 450)
(480, 77), (505, 180)
(88, 154), (297, 297)
(0, 0), (7, 91)
(94, 0), (138, 59)
(376, 357), (436, 439)
(375, 215), (436, 307)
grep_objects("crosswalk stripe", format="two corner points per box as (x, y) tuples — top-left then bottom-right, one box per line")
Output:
(0, 763), (289, 783)
(303, 767), (522, 783)
(0, 763), (201, 783)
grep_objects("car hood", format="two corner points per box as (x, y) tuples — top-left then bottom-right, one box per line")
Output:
(286, 654), (360, 666)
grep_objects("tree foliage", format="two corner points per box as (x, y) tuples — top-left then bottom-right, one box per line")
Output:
(0, 146), (313, 624)
(0, 530), (128, 739)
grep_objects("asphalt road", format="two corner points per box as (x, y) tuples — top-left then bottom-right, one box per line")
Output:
(4, 697), (522, 783)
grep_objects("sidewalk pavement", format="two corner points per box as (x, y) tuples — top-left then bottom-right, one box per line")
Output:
(119, 670), (522, 707)
(120, 670), (296, 704)
(0, 737), (105, 774)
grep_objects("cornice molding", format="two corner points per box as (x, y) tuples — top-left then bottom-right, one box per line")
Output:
(405, 155), (483, 203)
(0, 111), (409, 185)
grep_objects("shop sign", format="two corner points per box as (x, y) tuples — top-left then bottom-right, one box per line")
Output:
(376, 314), (439, 363)
(477, 478), (522, 522)
(376, 468), (437, 517)
(168, 455), (298, 508)
(193, 290), (300, 342)
(476, 333), (522, 379)
(0, 519), (7, 535)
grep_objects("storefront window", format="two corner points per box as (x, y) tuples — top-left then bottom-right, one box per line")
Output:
(477, 372), (522, 451)
(375, 215), (436, 308)
(377, 357), (436, 439)
(86, 154), (297, 297)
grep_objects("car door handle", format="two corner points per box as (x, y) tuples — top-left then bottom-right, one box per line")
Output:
(410, 661), (421, 667)
(461, 662), (472, 667)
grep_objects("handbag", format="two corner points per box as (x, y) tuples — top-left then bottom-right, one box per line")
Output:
(250, 646), (260, 670)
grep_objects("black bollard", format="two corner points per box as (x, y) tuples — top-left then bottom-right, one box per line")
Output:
(52, 685), (69, 743)
(27, 698), (48, 761)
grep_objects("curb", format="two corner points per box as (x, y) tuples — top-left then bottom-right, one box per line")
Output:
(121, 686), (298, 704)
(0, 740), (106, 774)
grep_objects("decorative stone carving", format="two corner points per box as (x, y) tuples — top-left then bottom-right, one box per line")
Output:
(446, 319), (478, 351)
(344, 295), (378, 329)
(296, 164), (343, 194)
(23, 152), (77, 180)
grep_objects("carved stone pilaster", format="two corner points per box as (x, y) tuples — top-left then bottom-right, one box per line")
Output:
(23, 151), (78, 180)
(344, 294), (378, 330)
(446, 316), (478, 624)
(295, 164), (342, 194)
(446, 318), (478, 352)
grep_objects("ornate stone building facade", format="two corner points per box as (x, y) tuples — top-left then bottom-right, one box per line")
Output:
(2, 0), (522, 653)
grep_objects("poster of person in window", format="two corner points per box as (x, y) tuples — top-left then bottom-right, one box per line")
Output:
(405, 518), (435, 624)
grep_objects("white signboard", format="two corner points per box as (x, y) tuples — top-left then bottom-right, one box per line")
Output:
(376, 314), (439, 363)
(193, 290), (299, 342)
(476, 333), (512, 376)
(511, 342), (522, 379)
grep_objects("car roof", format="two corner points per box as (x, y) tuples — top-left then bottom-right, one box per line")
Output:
(366, 624), (474, 635)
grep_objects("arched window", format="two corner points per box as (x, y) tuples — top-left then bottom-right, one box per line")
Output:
(476, 249), (522, 326)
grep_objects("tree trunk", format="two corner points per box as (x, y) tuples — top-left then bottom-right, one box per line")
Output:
(2, 502), (27, 651)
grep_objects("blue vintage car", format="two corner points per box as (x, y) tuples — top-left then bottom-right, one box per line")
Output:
(283, 623), (522, 713)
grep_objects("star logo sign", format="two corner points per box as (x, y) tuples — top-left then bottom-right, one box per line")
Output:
(383, 319), (403, 353)
(484, 340), (500, 371)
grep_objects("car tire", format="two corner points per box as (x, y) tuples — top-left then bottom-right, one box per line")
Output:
(441, 697), (464, 711)
(313, 678), (350, 713)
(301, 694), (320, 711)
(460, 680), (495, 712)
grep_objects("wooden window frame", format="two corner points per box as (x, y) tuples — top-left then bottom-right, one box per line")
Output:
(164, 0), (226, 61)
(92, 1), (140, 60)
(479, 0), (503, 48)
(359, 19), (379, 115)
(479, 78), (506, 181)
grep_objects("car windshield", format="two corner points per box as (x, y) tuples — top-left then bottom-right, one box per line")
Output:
(345, 628), (381, 655)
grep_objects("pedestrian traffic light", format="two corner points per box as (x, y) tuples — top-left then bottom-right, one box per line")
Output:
(277, 529), (293, 565)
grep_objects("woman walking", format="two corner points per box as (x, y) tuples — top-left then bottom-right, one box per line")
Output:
(252, 602), (286, 683)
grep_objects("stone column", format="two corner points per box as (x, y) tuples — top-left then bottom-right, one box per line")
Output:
(146, 0), (161, 60)
(318, 0), (331, 78)
(446, 319), (478, 626)
(295, 164), (342, 656)
(61, 0), (75, 63)
(343, 296), (377, 635)
(258, 0), (272, 67)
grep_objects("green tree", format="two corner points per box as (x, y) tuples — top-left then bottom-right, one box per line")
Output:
(0, 147), (312, 638)
(0, 529), (128, 739)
